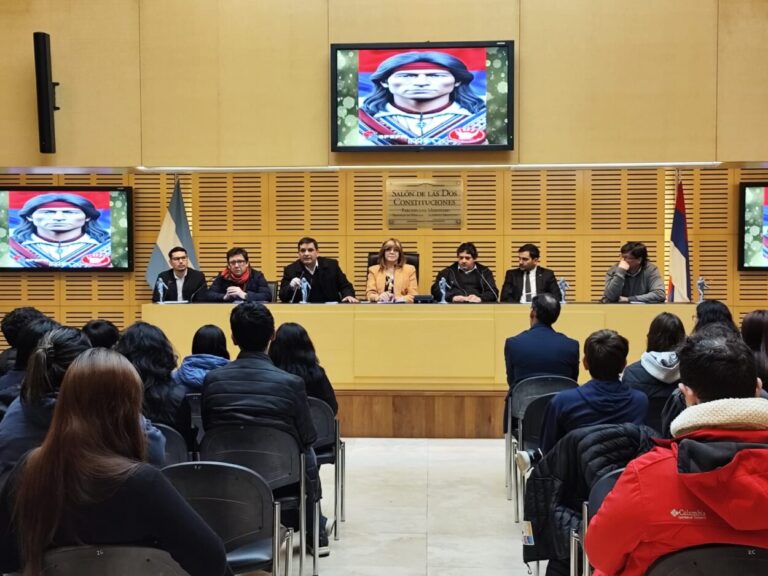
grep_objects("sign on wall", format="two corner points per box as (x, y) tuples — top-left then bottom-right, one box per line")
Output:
(387, 178), (463, 227)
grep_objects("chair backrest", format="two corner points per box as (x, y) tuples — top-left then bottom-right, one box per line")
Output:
(199, 425), (302, 490)
(366, 252), (420, 280)
(308, 397), (336, 449)
(185, 392), (202, 433)
(520, 393), (557, 451)
(646, 395), (670, 435)
(41, 545), (189, 575)
(163, 461), (273, 554)
(154, 423), (188, 466)
(266, 280), (278, 302)
(587, 467), (625, 522)
(645, 544), (768, 575)
(510, 375), (578, 419)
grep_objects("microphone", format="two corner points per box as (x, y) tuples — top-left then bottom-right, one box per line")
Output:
(155, 277), (167, 303)
(291, 270), (306, 303)
(479, 269), (498, 302)
(189, 283), (205, 303)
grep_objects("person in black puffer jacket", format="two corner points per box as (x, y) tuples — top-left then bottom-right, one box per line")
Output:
(522, 423), (657, 575)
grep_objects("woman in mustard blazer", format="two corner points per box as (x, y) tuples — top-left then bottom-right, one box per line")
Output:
(366, 238), (418, 303)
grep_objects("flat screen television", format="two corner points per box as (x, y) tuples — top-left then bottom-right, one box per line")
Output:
(738, 181), (768, 271)
(331, 41), (514, 151)
(0, 186), (133, 271)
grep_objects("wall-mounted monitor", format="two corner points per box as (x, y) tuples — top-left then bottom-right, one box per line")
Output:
(331, 41), (514, 152)
(0, 186), (133, 271)
(738, 181), (768, 271)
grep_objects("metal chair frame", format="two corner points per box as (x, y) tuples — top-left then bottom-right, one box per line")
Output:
(308, 397), (346, 541)
(506, 375), (578, 520)
(199, 425), (320, 576)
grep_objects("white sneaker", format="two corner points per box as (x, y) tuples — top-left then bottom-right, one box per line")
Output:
(515, 450), (533, 474)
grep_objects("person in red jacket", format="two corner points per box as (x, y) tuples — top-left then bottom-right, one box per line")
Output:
(585, 325), (768, 576)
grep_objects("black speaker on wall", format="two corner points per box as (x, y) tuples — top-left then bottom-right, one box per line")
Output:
(33, 31), (58, 154)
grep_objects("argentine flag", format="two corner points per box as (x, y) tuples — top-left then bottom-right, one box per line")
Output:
(145, 177), (199, 289)
(668, 179), (691, 302)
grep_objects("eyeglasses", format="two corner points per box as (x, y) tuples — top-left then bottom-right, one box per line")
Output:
(170, 256), (187, 261)
(228, 259), (247, 266)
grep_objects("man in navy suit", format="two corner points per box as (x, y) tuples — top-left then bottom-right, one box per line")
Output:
(500, 243), (562, 303)
(503, 293), (579, 432)
(151, 246), (207, 303)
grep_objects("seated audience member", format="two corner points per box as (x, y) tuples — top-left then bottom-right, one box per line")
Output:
(151, 246), (208, 303)
(81, 318), (120, 348)
(431, 242), (498, 303)
(622, 312), (685, 401)
(205, 247), (272, 303)
(0, 318), (59, 418)
(269, 322), (338, 414)
(693, 299), (739, 335)
(500, 243), (562, 303)
(585, 330), (768, 576)
(0, 348), (227, 576)
(539, 329), (648, 454)
(366, 238), (418, 303)
(522, 423), (656, 576)
(115, 322), (191, 443)
(202, 303), (329, 555)
(503, 293), (579, 433)
(173, 324), (230, 392)
(741, 309), (768, 383)
(0, 327), (164, 479)
(0, 307), (47, 376)
(601, 241), (665, 303)
(279, 237), (357, 303)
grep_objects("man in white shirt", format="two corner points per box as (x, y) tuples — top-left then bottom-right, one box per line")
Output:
(500, 243), (562, 303)
(151, 246), (207, 303)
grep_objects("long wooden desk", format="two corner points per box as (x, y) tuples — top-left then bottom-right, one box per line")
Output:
(142, 303), (695, 437)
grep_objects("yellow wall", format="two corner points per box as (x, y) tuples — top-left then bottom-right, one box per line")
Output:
(0, 0), (767, 165)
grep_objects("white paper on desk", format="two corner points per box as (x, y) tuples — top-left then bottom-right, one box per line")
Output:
(159, 300), (188, 304)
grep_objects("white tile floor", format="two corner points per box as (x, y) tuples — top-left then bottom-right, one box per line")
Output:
(286, 438), (540, 576)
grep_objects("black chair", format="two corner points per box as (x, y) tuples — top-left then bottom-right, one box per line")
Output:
(37, 545), (189, 575)
(646, 544), (768, 575)
(506, 375), (578, 518)
(309, 397), (345, 541)
(200, 425), (321, 576)
(366, 252), (420, 280)
(163, 461), (293, 576)
(572, 467), (625, 576)
(266, 280), (278, 303)
(154, 423), (189, 466)
(646, 394), (672, 435)
(185, 393), (203, 447)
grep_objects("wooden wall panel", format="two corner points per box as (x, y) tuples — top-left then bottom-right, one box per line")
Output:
(337, 391), (505, 438)
(520, 0), (717, 163)
(717, 0), (768, 161)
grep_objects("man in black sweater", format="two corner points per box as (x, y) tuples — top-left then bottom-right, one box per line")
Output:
(431, 242), (498, 303)
(279, 237), (357, 303)
(202, 302), (329, 554)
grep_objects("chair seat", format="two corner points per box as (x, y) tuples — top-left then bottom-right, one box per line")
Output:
(226, 540), (273, 572)
(315, 447), (336, 466)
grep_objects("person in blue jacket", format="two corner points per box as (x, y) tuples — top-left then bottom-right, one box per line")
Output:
(173, 324), (230, 392)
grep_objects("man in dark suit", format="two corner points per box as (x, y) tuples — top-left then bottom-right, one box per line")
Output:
(151, 246), (207, 303)
(503, 293), (579, 432)
(500, 243), (562, 303)
(279, 237), (358, 303)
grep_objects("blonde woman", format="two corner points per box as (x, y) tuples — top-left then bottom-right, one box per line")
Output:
(366, 238), (418, 303)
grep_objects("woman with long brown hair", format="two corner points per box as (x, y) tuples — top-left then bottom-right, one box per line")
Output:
(366, 238), (418, 303)
(0, 348), (227, 576)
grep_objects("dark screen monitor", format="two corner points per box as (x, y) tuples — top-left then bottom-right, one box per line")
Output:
(331, 41), (514, 152)
(738, 181), (768, 271)
(0, 186), (133, 271)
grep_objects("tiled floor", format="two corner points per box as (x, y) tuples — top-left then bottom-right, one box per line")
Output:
(293, 438), (541, 576)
